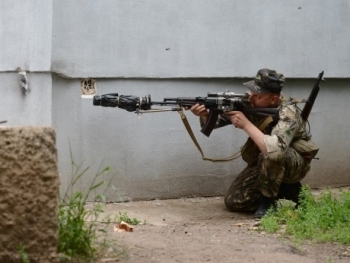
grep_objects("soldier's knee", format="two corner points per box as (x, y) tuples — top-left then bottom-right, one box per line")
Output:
(224, 197), (241, 212)
(224, 193), (242, 212)
(224, 193), (257, 212)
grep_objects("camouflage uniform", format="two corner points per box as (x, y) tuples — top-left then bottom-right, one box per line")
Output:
(209, 99), (313, 212)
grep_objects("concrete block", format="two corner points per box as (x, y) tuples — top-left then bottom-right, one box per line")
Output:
(0, 127), (59, 263)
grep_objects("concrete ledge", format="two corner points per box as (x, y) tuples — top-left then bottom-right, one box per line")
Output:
(0, 127), (59, 263)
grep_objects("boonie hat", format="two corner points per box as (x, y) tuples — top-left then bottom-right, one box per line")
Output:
(243, 68), (285, 94)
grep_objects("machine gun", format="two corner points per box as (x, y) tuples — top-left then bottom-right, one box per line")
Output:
(93, 91), (279, 137)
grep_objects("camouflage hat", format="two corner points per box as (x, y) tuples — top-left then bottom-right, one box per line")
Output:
(243, 68), (285, 94)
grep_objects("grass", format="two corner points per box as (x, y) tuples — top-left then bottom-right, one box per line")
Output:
(18, 244), (30, 263)
(115, 211), (146, 225)
(57, 151), (126, 263)
(260, 185), (350, 245)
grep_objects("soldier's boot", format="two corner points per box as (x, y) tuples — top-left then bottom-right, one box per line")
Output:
(278, 182), (302, 208)
(254, 195), (277, 219)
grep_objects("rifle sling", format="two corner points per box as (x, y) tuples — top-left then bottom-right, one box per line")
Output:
(178, 108), (273, 162)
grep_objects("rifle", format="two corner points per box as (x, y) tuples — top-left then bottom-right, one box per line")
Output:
(301, 71), (325, 121)
(93, 91), (280, 137)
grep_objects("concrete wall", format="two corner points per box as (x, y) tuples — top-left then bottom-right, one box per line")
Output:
(0, 1), (53, 125)
(53, 77), (248, 200)
(52, 76), (350, 201)
(52, 0), (350, 78)
(0, 0), (52, 71)
(0, 73), (53, 126)
(1, 0), (350, 201)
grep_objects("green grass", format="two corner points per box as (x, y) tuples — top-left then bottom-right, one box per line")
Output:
(18, 244), (30, 263)
(260, 186), (350, 244)
(115, 211), (146, 225)
(57, 150), (125, 262)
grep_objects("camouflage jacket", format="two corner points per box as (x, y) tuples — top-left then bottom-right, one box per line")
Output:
(200, 98), (313, 166)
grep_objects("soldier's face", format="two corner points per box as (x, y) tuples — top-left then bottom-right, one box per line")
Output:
(248, 91), (279, 108)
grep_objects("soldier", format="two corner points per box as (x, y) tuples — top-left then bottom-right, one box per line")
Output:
(190, 68), (318, 218)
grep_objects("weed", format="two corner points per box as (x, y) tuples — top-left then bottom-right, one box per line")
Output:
(58, 149), (125, 262)
(18, 244), (30, 263)
(115, 212), (146, 225)
(260, 186), (350, 245)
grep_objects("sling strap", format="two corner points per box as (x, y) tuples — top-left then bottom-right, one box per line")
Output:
(178, 108), (274, 162)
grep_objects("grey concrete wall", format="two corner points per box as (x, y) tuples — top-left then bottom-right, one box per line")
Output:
(52, 0), (350, 78)
(0, 73), (53, 126)
(285, 78), (350, 188)
(0, 0), (52, 71)
(0, 0), (53, 125)
(52, 76), (247, 200)
(52, 75), (348, 201)
(1, 0), (350, 201)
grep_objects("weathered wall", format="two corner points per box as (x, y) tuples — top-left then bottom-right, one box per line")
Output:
(0, 0), (53, 125)
(0, 0), (52, 71)
(52, 0), (350, 78)
(53, 76), (349, 201)
(0, 127), (59, 263)
(0, 73), (53, 126)
(1, 1), (350, 201)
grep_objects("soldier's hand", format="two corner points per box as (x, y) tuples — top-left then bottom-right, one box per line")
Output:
(225, 111), (250, 129)
(189, 104), (209, 118)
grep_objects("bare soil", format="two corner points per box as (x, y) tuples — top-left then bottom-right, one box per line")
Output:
(100, 194), (350, 263)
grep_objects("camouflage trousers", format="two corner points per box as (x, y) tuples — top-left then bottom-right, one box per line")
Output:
(224, 147), (310, 212)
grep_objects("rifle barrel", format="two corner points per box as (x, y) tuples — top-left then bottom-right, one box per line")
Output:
(301, 71), (324, 121)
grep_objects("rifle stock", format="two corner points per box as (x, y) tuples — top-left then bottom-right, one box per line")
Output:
(201, 106), (279, 137)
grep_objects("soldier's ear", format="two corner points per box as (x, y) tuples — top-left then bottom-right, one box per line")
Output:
(271, 94), (279, 105)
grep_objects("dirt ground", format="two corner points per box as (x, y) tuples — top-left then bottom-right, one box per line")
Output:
(99, 192), (350, 263)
